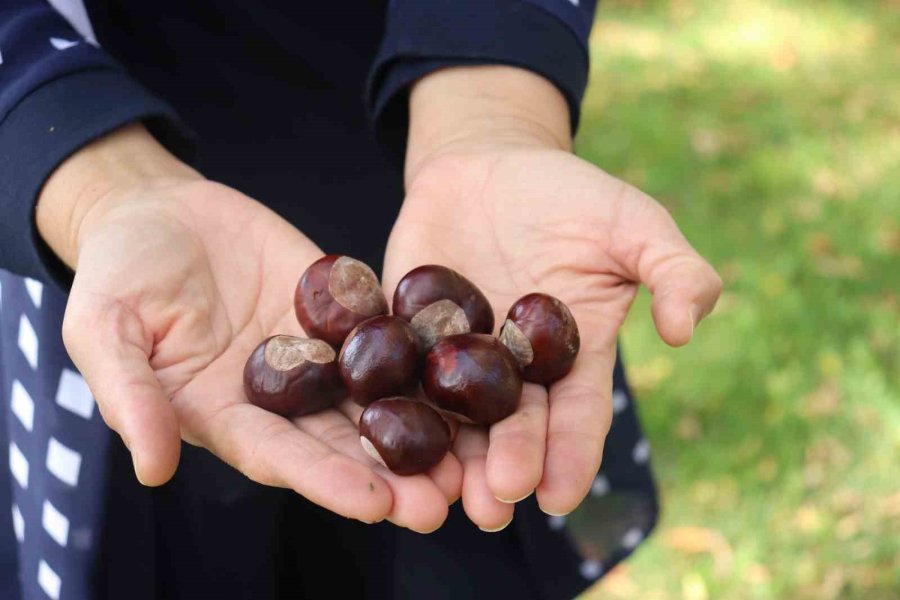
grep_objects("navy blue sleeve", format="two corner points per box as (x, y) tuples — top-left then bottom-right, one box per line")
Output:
(0, 1), (193, 287)
(367, 0), (598, 159)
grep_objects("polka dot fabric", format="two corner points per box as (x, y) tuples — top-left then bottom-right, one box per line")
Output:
(1, 272), (113, 599)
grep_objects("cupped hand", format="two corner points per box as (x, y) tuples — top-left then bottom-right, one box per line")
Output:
(383, 141), (722, 530)
(41, 128), (460, 533)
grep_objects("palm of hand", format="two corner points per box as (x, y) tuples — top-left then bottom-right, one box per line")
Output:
(66, 180), (459, 531)
(384, 145), (721, 527)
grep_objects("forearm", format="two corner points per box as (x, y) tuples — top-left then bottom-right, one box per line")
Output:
(406, 66), (572, 184)
(36, 122), (200, 269)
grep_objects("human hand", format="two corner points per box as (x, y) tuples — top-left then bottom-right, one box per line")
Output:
(383, 67), (722, 530)
(37, 123), (461, 532)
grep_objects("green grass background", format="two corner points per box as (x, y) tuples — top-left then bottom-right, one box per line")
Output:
(572, 1), (899, 598)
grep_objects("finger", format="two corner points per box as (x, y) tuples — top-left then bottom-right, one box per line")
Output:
(62, 299), (181, 486)
(536, 342), (614, 516)
(485, 383), (548, 503)
(455, 426), (514, 532)
(341, 400), (463, 504)
(180, 401), (394, 524)
(302, 404), (450, 533)
(632, 213), (723, 347)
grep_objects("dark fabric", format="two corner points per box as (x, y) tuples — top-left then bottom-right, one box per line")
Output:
(0, 70), (194, 289)
(0, 2), (658, 599)
(0, 0), (595, 283)
(368, 0), (596, 160)
(0, 1), (194, 286)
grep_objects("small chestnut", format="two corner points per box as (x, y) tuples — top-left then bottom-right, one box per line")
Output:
(295, 255), (389, 347)
(422, 333), (523, 426)
(339, 315), (420, 407)
(499, 293), (580, 385)
(359, 397), (451, 476)
(392, 265), (494, 349)
(243, 335), (344, 416)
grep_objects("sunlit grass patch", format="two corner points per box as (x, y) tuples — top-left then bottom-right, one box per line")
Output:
(574, 0), (900, 598)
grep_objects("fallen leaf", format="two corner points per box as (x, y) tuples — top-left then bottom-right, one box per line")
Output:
(661, 526), (733, 577)
(675, 413), (702, 440)
(805, 232), (833, 257)
(830, 488), (863, 514)
(793, 505), (823, 534)
(879, 491), (900, 519)
(799, 382), (841, 418)
(836, 514), (860, 540)
(745, 563), (771, 585)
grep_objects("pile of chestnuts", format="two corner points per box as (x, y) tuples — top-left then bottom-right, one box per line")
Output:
(243, 255), (580, 476)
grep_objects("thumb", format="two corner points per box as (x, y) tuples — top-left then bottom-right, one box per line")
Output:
(62, 297), (181, 486)
(628, 207), (723, 347)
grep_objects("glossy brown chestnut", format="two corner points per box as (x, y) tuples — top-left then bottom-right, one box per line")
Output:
(339, 315), (420, 407)
(294, 255), (389, 347)
(359, 397), (451, 475)
(499, 293), (580, 384)
(243, 335), (344, 416)
(422, 333), (522, 425)
(392, 265), (494, 349)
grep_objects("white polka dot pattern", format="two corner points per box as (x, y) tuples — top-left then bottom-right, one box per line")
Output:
(3, 273), (107, 599)
(621, 527), (644, 550)
(579, 559), (602, 579)
(12, 503), (24, 542)
(9, 441), (29, 489)
(49, 37), (79, 50)
(46, 437), (82, 486)
(547, 515), (567, 530)
(46, 0), (99, 44)
(590, 474), (610, 497)
(24, 278), (43, 308)
(632, 438), (651, 464)
(42, 499), (70, 547)
(56, 369), (95, 420)
(11, 379), (35, 431)
(612, 388), (628, 414)
(18, 314), (38, 369)
(38, 560), (62, 600)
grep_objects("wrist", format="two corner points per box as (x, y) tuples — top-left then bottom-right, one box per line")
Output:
(406, 65), (571, 184)
(36, 122), (201, 268)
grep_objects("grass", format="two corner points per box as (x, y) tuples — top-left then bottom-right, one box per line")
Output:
(571, 1), (900, 598)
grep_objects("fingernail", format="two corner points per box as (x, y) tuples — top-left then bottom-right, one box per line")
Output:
(479, 517), (513, 533)
(412, 523), (442, 534)
(496, 490), (534, 504)
(539, 507), (570, 517)
(132, 455), (147, 486)
(689, 304), (704, 338)
(386, 517), (442, 534)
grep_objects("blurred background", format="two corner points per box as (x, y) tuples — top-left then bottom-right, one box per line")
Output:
(569, 0), (899, 598)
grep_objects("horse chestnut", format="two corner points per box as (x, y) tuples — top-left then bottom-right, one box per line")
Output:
(243, 335), (344, 416)
(423, 333), (522, 425)
(392, 265), (494, 349)
(359, 397), (451, 475)
(499, 293), (580, 384)
(295, 255), (389, 347)
(339, 315), (420, 407)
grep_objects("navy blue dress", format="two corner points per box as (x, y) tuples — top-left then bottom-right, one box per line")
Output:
(0, 1), (658, 598)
